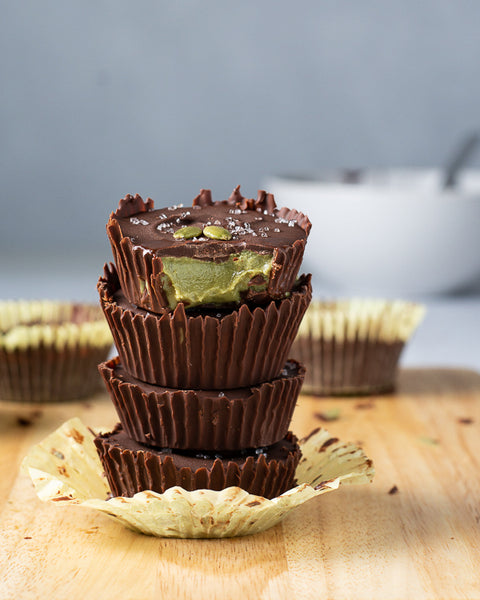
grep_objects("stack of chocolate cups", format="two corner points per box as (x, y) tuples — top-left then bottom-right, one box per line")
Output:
(95, 187), (312, 500)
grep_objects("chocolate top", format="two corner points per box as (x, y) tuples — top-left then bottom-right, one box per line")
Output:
(109, 187), (310, 260)
(100, 425), (299, 468)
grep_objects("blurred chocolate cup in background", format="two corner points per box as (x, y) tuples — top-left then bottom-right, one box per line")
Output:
(291, 299), (425, 396)
(0, 301), (113, 403)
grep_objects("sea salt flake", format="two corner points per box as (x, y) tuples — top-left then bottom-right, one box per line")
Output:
(130, 217), (149, 225)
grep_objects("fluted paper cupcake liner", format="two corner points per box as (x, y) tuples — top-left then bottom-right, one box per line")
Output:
(99, 357), (305, 451)
(292, 299), (425, 395)
(94, 426), (301, 499)
(107, 192), (311, 313)
(98, 263), (311, 389)
(0, 301), (113, 402)
(22, 417), (374, 538)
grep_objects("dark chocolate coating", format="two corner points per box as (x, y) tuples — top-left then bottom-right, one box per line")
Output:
(94, 425), (301, 499)
(106, 188), (311, 312)
(98, 262), (312, 390)
(99, 356), (306, 451)
(291, 336), (405, 396)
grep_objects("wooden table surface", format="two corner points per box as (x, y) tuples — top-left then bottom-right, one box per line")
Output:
(1, 368), (480, 600)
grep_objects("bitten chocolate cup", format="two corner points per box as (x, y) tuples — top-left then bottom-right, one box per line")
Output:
(106, 187), (311, 312)
(94, 425), (301, 500)
(291, 299), (425, 396)
(99, 356), (306, 451)
(98, 263), (311, 389)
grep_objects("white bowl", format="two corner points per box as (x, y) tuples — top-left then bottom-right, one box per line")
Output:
(264, 168), (480, 296)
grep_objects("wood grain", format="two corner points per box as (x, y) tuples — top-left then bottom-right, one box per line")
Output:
(1, 369), (480, 599)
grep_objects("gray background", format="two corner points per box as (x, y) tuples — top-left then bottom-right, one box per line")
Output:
(1, 1), (480, 370)
(2, 0), (480, 267)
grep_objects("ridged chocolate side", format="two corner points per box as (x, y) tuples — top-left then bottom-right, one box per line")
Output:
(0, 345), (110, 403)
(107, 218), (171, 312)
(291, 336), (405, 396)
(94, 427), (301, 499)
(106, 191), (311, 313)
(98, 263), (312, 389)
(99, 357), (306, 451)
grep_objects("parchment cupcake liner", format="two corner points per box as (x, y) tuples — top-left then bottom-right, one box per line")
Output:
(292, 299), (425, 395)
(107, 190), (312, 313)
(99, 357), (305, 451)
(0, 301), (113, 403)
(98, 263), (312, 389)
(22, 418), (374, 538)
(94, 426), (301, 499)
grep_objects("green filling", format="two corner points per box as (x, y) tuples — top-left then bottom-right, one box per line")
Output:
(161, 251), (273, 308)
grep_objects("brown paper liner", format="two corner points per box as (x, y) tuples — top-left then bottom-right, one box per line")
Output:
(0, 301), (112, 403)
(291, 299), (425, 396)
(94, 426), (300, 500)
(0, 345), (110, 403)
(99, 357), (305, 451)
(98, 263), (312, 389)
(293, 337), (405, 395)
(106, 193), (311, 313)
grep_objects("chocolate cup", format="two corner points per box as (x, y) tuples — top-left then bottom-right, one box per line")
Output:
(94, 425), (301, 499)
(291, 337), (405, 396)
(0, 345), (110, 403)
(99, 357), (306, 451)
(106, 191), (311, 313)
(98, 263), (312, 389)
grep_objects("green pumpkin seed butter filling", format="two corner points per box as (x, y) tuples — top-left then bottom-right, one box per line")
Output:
(108, 187), (311, 309)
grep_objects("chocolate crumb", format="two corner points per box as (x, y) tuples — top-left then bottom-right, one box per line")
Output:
(24, 537), (32, 540)
(388, 485), (399, 495)
(458, 417), (474, 425)
(355, 402), (375, 410)
(16, 410), (43, 427)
